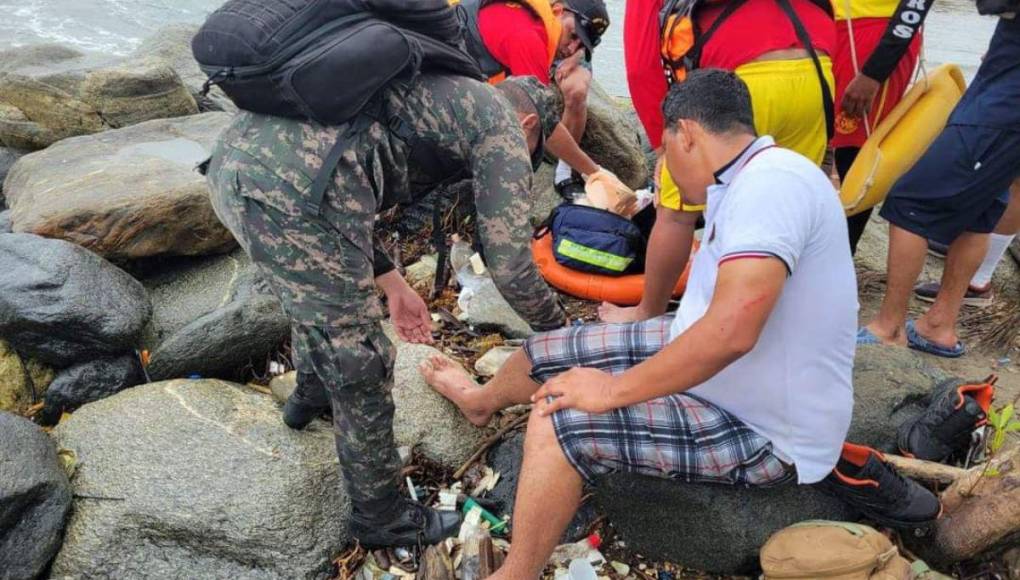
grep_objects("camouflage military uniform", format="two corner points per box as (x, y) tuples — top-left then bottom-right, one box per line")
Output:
(206, 73), (566, 517)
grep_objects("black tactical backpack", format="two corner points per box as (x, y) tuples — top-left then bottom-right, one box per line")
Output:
(192, 0), (484, 126)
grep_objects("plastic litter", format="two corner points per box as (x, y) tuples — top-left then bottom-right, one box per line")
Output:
(462, 497), (508, 535)
(458, 506), (491, 580)
(567, 558), (599, 580)
(548, 534), (605, 567)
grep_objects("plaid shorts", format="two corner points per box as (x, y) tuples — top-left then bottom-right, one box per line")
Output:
(524, 316), (794, 486)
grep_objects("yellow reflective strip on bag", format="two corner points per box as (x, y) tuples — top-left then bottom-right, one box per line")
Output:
(556, 239), (633, 273)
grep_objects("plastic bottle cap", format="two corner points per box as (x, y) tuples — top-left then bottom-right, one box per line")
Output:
(586, 533), (602, 549)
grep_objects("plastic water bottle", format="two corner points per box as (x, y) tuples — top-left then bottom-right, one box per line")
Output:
(567, 558), (598, 580)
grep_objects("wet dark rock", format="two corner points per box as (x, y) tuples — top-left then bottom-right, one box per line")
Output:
(140, 250), (289, 381)
(596, 475), (856, 575)
(0, 411), (72, 580)
(0, 234), (151, 368)
(487, 431), (599, 543)
(40, 354), (146, 425)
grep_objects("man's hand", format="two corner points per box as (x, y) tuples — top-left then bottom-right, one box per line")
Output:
(842, 73), (881, 120)
(532, 367), (617, 416)
(598, 302), (649, 323)
(376, 270), (434, 344)
(555, 51), (584, 85)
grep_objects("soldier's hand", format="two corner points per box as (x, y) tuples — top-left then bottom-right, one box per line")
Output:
(388, 286), (434, 344)
(378, 271), (434, 344)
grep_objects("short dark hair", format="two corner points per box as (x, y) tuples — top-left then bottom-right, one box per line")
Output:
(662, 69), (756, 136)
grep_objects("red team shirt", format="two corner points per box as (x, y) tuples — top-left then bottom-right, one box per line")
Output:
(478, 3), (553, 84)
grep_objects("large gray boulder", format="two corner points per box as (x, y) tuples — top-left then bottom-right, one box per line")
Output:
(393, 342), (490, 469)
(131, 25), (237, 114)
(0, 44), (198, 151)
(595, 475), (856, 575)
(140, 250), (290, 381)
(40, 355), (146, 425)
(50, 379), (347, 579)
(0, 234), (151, 368)
(0, 412), (72, 580)
(5, 113), (237, 260)
(554, 79), (650, 189)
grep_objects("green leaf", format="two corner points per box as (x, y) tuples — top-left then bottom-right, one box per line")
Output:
(984, 467), (1001, 477)
(1000, 404), (1015, 426)
(1005, 421), (1020, 434)
(988, 406), (1001, 426)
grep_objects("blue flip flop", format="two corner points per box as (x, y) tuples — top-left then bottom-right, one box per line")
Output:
(906, 320), (965, 358)
(856, 327), (882, 345)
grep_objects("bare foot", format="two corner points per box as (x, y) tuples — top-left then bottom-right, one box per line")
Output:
(419, 355), (493, 427)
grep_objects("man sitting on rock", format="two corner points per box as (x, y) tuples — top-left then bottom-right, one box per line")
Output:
(421, 69), (858, 578)
(206, 75), (574, 548)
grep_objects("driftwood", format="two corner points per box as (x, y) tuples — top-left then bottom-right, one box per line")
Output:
(417, 544), (455, 580)
(884, 454), (969, 486)
(912, 447), (1020, 565)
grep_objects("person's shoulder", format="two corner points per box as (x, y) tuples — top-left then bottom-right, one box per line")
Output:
(739, 148), (834, 199)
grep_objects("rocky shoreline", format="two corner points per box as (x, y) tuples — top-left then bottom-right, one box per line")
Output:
(1, 24), (1019, 580)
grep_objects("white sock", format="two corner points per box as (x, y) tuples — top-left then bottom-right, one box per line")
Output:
(971, 233), (1015, 288)
(555, 160), (572, 184)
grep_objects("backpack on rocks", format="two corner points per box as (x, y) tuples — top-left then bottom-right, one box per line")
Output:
(191, 0), (483, 126)
(760, 520), (915, 579)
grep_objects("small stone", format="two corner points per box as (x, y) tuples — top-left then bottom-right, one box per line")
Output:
(474, 346), (520, 377)
(610, 561), (630, 576)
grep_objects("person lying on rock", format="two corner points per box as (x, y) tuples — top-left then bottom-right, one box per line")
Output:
(204, 74), (599, 549)
(420, 69), (859, 579)
(457, 0), (611, 196)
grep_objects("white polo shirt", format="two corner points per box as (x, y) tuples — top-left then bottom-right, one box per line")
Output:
(669, 136), (858, 484)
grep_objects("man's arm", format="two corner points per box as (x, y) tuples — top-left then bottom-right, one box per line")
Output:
(534, 256), (788, 414)
(600, 205), (698, 322)
(472, 122), (567, 331)
(545, 123), (599, 176)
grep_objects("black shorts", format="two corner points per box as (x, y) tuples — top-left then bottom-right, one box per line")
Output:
(880, 124), (1020, 244)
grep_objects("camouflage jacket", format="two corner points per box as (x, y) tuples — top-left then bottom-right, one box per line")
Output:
(212, 73), (565, 331)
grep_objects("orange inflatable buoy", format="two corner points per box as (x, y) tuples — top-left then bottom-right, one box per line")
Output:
(532, 232), (698, 306)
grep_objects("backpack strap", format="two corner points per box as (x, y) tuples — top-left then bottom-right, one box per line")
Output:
(688, 0), (750, 69)
(774, 0), (835, 142)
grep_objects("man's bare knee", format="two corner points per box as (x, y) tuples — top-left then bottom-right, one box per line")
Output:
(523, 410), (560, 455)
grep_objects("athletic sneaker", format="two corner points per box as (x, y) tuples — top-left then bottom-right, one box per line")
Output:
(927, 239), (949, 259)
(913, 281), (993, 307)
(818, 443), (941, 530)
(897, 378), (994, 463)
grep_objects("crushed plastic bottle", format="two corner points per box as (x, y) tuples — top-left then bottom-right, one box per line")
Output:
(548, 533), (604, 567)
(458, 506), (491, 580)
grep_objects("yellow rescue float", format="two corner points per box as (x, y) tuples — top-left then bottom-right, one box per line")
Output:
(840, 64), (967, 216)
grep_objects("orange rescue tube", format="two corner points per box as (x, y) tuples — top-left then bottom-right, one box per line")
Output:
(532, 232), (698, 306)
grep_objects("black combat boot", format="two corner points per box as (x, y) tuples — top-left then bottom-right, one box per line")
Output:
(282, 371), (331, 430)
(351, 498), (462, 548)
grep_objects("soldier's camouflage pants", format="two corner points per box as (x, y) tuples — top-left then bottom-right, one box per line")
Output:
(209, 160), (403, 517)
